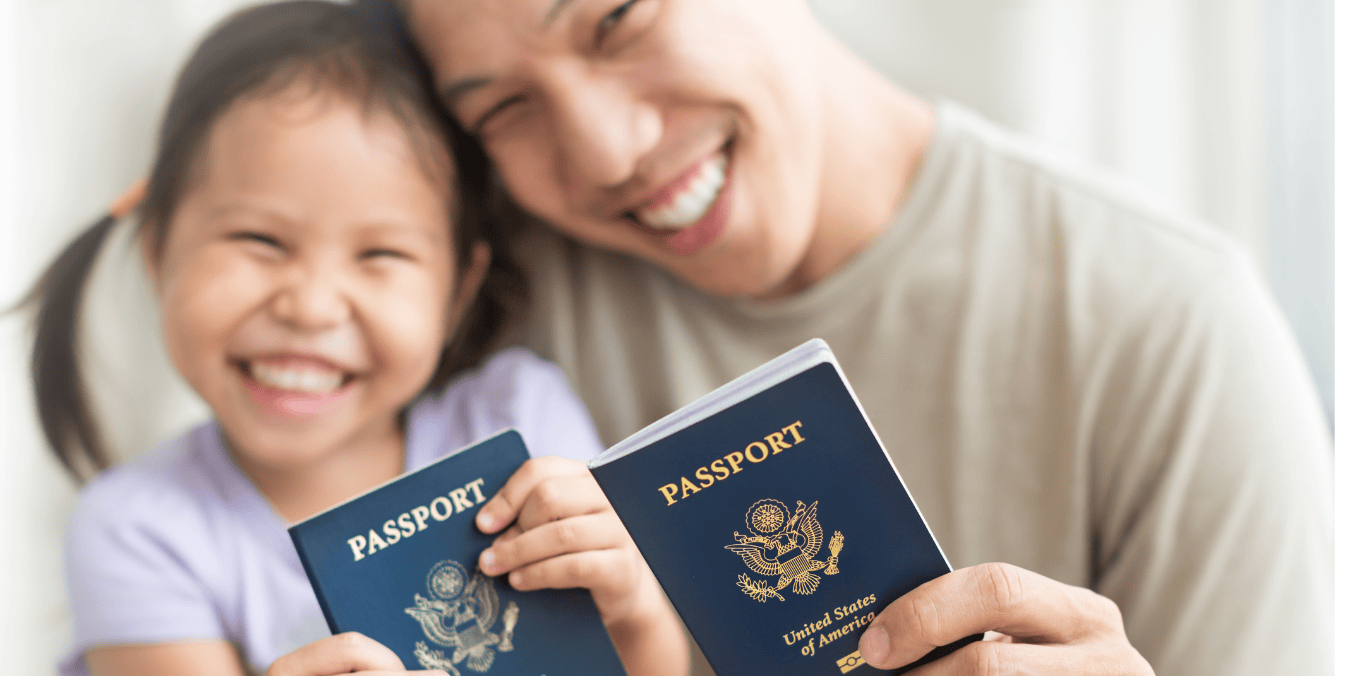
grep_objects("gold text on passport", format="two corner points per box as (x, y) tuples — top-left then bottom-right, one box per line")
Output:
(346, 477), (488, 562)
(657, 420), (806, 506)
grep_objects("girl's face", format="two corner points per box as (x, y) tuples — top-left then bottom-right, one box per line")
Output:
(150, 87), (481, 474)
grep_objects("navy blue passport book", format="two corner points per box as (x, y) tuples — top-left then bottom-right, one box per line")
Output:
(588, 339), (981, 675)
(289, 429), (625, 676)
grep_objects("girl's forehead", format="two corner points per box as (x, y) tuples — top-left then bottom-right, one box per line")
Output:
(215, 87), (450, 188)
(181, 88), (455, 236)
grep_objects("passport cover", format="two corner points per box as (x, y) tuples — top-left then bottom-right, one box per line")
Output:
(289, 429), (625, 676)
(589, 340), (980, 675)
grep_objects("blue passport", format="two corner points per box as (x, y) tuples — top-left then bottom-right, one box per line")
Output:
(289, 430), (625, 676)
(588, 340), (981, 675)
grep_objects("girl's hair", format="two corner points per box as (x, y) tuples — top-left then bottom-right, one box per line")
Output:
(20, 0), (525, 480)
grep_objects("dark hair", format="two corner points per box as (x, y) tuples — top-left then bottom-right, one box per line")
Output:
(19, 0), (525, 480)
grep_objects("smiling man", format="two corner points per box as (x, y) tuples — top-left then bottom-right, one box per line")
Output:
(403, 0), (1332, 674)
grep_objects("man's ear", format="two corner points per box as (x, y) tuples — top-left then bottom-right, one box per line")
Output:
(445, 241), (492, 335)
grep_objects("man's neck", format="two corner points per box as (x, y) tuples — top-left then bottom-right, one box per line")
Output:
(765, 35), (933, 299)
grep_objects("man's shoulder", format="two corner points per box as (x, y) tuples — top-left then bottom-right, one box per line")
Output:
(926, 102), (1253, 298)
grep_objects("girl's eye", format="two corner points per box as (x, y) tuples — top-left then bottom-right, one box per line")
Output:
(229, 231), (283, 250)
(595, 0), (640, 46)
(360, 248), (411, 261)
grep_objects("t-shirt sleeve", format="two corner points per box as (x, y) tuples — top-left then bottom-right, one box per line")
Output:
(63, 472), (226, 660)
(1089, 249), (1332, 676)
(480, 347), (607, 463)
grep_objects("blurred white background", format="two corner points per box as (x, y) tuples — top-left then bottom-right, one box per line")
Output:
(0, 0), (1339, 673)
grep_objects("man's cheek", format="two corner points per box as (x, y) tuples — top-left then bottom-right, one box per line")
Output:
(493, 140), (575, 214)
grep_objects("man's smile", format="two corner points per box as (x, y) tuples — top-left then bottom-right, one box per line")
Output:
(632, 150), (728, 230)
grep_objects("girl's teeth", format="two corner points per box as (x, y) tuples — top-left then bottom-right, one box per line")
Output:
(249, 361), (344, 394)
(638, 152), (728, 230)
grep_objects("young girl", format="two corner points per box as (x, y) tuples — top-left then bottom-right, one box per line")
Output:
(25, 3), (687, 675)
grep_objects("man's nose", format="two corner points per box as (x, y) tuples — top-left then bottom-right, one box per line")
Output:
(270, 261), (351, 330)
(546, 68), (662, 189)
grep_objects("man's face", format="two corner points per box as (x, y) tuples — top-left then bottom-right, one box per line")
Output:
(407, 0), (827, 298)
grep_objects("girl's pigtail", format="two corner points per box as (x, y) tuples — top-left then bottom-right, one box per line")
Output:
(19, 181), (144, 480)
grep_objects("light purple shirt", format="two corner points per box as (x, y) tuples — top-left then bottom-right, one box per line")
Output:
(60, 348), (604, 676)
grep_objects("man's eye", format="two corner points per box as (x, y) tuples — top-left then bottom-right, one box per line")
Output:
(471, 94), (529, 137)
(595, 0), (640, 45)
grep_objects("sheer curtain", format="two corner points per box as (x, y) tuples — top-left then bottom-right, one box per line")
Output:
(0, 1), (1332, 673)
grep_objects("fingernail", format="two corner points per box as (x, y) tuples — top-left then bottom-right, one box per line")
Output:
(477, 509), (496, 532)
(859, 625), (888, 665)
(480, 549), (497, 574)
(509, 571), (522, 588)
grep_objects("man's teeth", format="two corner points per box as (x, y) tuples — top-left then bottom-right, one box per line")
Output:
(637, 152), (728, 230)
(249, 361), (344, 394)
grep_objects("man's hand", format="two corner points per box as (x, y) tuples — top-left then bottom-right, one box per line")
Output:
(858, 563), (1154, 675)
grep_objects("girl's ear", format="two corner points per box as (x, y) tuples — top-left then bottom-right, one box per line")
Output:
(116, 180), (161, 289)
(139, 224), (163, 290)
(445, 241), (492, 336)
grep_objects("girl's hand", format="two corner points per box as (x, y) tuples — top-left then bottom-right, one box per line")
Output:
(474, 456), (689, 676)
(265, 632), (448, 676)
(474, 457), (645, 622)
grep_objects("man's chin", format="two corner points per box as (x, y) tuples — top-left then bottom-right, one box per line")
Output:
(664, 259), (799, 301)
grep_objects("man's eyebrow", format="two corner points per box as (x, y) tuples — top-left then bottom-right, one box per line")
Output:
(442, 0), (578, 107)
(441, 76), (493, 107)
(543, 0), (576, 27)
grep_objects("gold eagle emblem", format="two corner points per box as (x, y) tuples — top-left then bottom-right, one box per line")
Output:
(726, 499), (843, 602)
(405, 560), (518, 675)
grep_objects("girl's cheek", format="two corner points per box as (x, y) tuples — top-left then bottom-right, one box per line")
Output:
(161, 248), (271, 349)
(368, 273), (454, 376)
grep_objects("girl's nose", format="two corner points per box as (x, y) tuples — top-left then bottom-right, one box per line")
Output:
(269, 262), (351, 330)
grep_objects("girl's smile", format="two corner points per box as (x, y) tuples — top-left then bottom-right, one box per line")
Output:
(236, 355), (359, 418)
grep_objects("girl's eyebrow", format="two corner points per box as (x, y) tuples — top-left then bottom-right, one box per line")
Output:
(353, 222), (447, 246)
(204, 203), (292, 223)
(205, 206), (442, 244)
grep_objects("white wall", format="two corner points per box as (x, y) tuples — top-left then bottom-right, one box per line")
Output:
(1, 3), (253, 673)
(0, 1), (1334, 673)
(1331, 1), (1351, 670)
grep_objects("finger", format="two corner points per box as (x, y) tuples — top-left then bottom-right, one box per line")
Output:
(475, 457), (588, 533)
(505, 549), (638, 596)
(858, 563), (1121, 669)
(265, 632), (404, 676)
(905, 640), (1074, 676)
(515, 473), (611, 532)
(480, 512), (628, 576)
(354, 672), (449, 676)
(491, 523), (524, 548)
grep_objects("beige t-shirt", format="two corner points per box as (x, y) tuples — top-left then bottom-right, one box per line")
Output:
(520, 103), (1332, 675)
